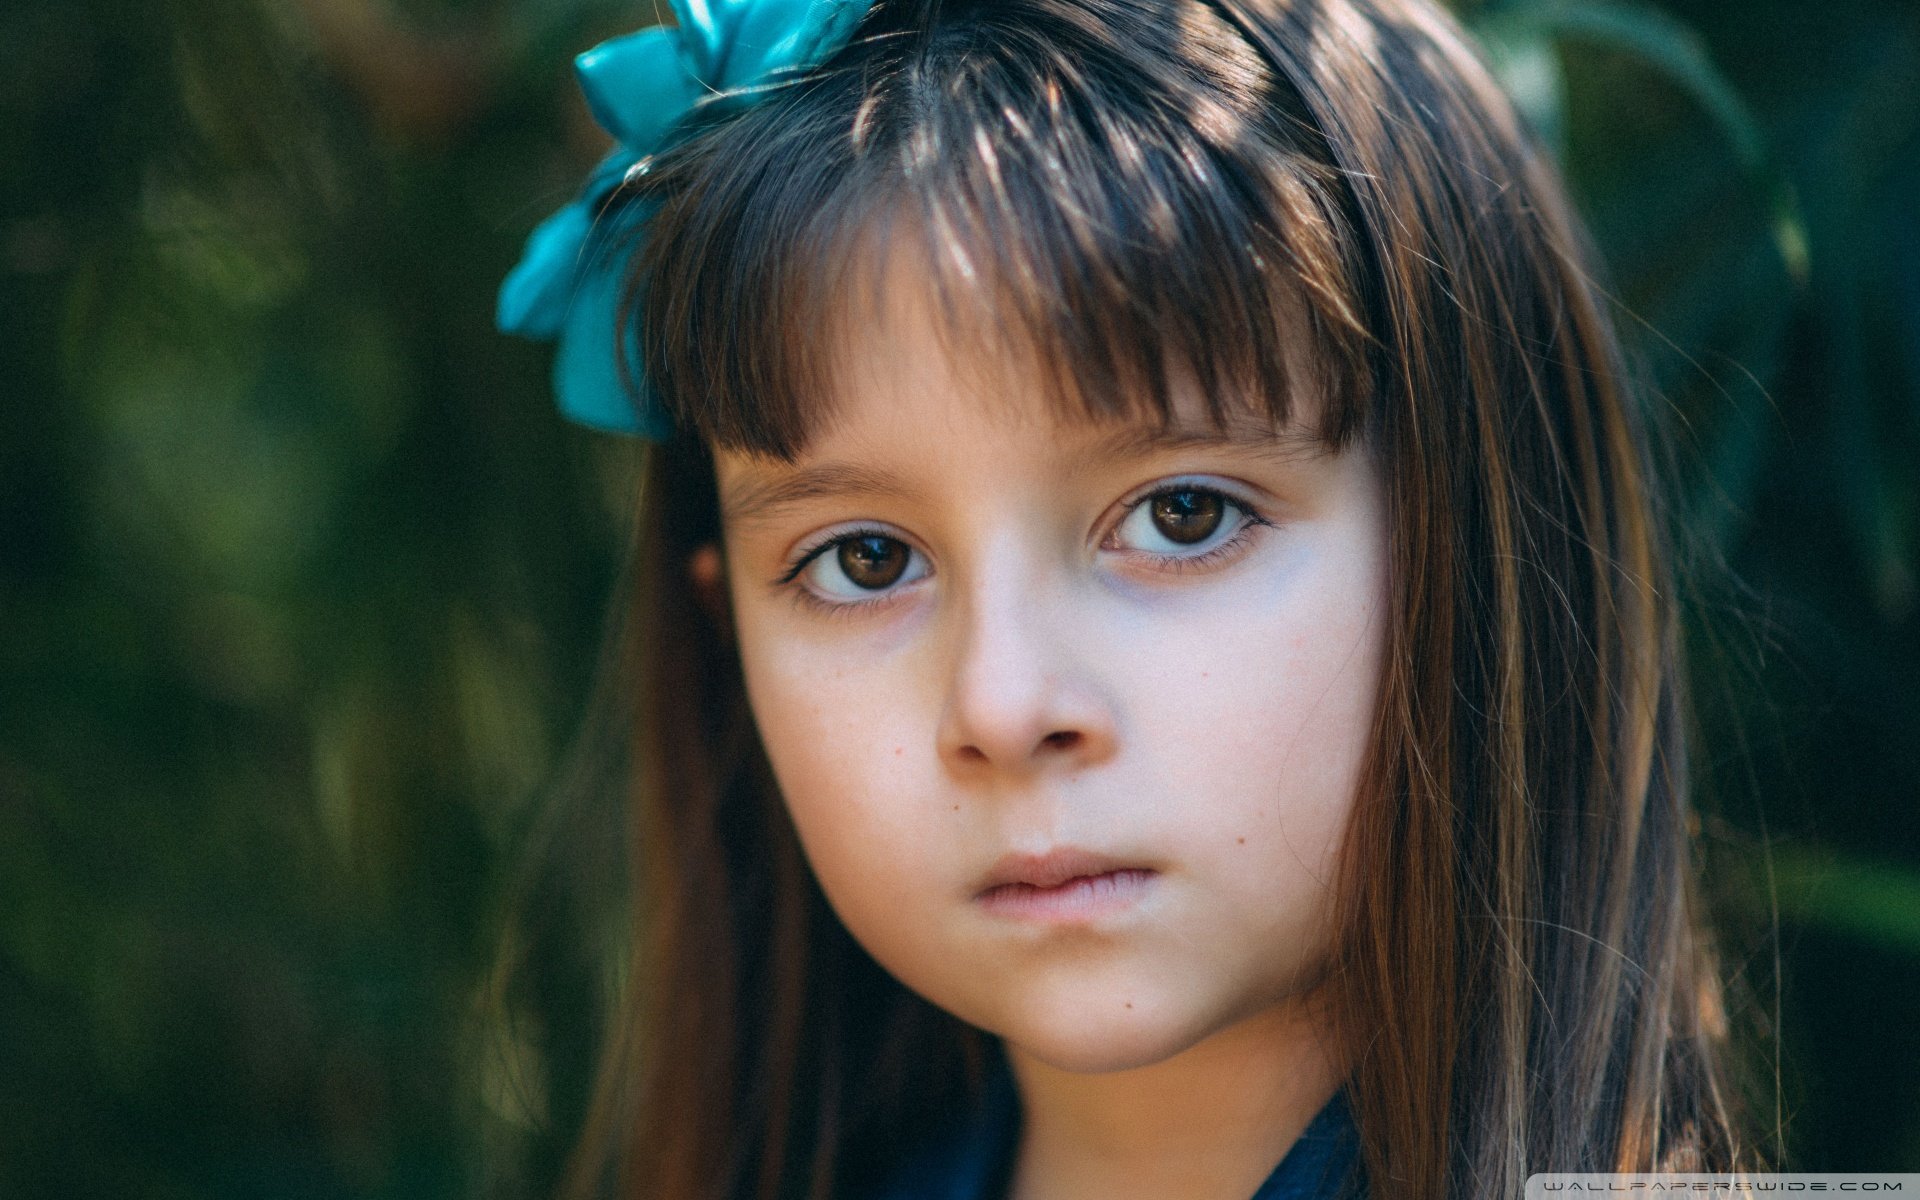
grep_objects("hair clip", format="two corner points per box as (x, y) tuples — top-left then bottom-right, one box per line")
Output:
(496, 0), (873, 435)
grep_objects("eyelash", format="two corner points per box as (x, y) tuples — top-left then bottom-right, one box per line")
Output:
(777, 524), (914, 618)
(775, 483), (1271, 614)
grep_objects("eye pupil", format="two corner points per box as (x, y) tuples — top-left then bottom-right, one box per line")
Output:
(838, 535), (909, 589)
(1150, 491), (1224, 544)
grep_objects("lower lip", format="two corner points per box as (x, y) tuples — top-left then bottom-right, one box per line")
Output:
(975, 869), (1158, 923)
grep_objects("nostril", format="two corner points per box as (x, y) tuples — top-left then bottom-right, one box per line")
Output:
(1041, 730), (1081, 751)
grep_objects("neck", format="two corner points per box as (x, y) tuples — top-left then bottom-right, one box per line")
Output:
(1002, 993), (1345, 1200)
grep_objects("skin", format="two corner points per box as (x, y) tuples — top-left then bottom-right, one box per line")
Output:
(696, 242), (1390, 1200)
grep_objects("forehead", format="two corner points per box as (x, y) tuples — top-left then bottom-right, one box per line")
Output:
(773, 218), (1333, 454)
(713, 233), (1335, 527)
(714, 414), (1332, 532)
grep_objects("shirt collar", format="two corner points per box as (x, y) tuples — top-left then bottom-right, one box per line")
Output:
(869, 1043), (1363, 1200)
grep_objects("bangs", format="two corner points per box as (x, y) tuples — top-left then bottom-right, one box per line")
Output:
(626, 0), (1377, 461)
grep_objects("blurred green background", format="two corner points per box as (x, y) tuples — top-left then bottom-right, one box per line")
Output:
(1, 0), (1915, 1194)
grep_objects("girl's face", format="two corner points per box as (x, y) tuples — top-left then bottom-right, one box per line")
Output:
(708, 256), (1389, 1075)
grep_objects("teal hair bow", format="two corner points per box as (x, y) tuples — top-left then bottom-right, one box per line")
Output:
(496, 0), (872, 434)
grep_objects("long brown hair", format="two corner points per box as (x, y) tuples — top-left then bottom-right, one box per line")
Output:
(558, 0), (1755, 1195)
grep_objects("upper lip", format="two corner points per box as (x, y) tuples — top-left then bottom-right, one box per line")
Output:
(975, 847), (1151, 895)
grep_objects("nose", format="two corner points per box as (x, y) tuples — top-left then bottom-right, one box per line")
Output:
(934, 566), (1119, 777)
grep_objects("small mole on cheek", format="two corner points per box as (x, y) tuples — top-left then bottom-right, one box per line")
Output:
(952, 804), (960, 812)
(1237, 837), (1246, 845)
(1124, 1002), (1133, 1009)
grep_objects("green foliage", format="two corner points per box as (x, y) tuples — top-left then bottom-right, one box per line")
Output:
(1, 0), (1915, 1192)
(1473, 0), (1810, 281)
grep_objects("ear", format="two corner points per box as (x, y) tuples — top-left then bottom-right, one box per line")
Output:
(687, 542), (732, 635)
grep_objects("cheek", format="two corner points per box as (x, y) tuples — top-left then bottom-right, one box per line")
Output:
(731, 625), (945, 926)
(1120, 558), (1385, 938)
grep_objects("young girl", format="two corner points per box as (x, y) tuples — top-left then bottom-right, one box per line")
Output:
(497, 0), (1754, 1196)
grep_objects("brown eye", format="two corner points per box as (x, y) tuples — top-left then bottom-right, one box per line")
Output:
(1149, 490), (1224, 544)
(837, 535), (910, 589)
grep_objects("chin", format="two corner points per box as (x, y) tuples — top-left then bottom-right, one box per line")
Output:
(986, 990), (1215, 1075)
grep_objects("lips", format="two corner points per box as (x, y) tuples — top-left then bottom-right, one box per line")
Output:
(974, 846), (1156, 895)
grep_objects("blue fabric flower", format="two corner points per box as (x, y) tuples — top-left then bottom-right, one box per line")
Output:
(497, 0), (873, 434)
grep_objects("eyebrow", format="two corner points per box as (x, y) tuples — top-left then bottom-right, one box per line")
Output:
(719, 420), (1333, 528)
(721, 462), (917, 528)
(1078, 418), (1333, 465)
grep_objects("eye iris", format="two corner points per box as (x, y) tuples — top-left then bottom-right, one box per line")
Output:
(1150, 491), (1224, 544)
(837, 536), (908, 589)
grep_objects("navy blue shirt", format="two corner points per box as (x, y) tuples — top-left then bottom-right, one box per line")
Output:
(866, 1045), (1364, 1200)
